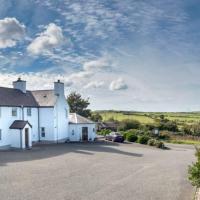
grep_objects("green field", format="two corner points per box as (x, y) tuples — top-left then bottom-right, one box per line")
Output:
(96, 111), (200, 125)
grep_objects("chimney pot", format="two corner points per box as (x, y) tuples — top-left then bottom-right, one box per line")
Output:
(13, 78), (26, 93)
(54, 80), (64, 97)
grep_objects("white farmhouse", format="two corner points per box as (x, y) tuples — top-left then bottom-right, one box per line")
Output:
(0, 78), (96, 149)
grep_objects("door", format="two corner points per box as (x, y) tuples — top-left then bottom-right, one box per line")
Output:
(25, 128), (29, 148)
(82, 127), (88, 141)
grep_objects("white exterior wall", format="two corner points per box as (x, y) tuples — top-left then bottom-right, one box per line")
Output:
(10, 129), (21, 148)
(54, 96), (69, 142)
(0, 106), (22, 147)
(69, 124), (81, 141)
(23, 107), (39, 142)
(39, 107), (54, 141)
(10, 124), (32, 149)
(69, 123), (96, 141)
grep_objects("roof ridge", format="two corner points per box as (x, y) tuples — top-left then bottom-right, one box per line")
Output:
(31, 89), (54, 92)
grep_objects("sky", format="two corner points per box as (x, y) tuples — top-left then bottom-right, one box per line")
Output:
(0, 0), (200, 112)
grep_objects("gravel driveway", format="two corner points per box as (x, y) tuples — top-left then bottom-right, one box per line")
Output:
(0, 142), (195, 200)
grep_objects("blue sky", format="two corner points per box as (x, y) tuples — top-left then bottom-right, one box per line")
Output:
(0, 0), (200, 111)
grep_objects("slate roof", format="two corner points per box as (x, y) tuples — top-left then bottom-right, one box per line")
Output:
(0, 87), (38, 107)
(31, 90), (57, 107)
(10, 120), (32, 129)
(69, 113), (95, 124)
(0, 87), (57, 107)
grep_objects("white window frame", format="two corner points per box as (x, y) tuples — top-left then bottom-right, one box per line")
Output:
(27, 108), (32, 116)
(12, 107), (17, 117)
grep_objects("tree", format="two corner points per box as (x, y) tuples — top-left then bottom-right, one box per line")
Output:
(91, 113), (103, 122)
(67, 92), (91, 117)
(118, 119), (141, 131)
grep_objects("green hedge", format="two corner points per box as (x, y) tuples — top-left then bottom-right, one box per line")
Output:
(98, 129), (112, 136)
(188, 147), (200, 187)
(138, 135), (150, 144)
(126, 133), (138, 142)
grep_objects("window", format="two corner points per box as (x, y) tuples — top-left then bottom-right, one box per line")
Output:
(41, 127), (45, 137)
(27, 108), (32, 116)
(93, 128), (95, 132)
(12, 108), (17, 116)
(72, 130), (75, 135)
(0, 129), (2, 140)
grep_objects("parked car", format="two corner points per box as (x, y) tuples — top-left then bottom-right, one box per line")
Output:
(105, 132), (124, 143)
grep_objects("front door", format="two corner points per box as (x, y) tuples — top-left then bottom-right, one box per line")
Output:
(82, 127), (88, 141)
(25, 128), (29, 148)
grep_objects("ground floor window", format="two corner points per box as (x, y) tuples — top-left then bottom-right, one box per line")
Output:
(0, 129), (2, 140)
(41, 127), (45, 137)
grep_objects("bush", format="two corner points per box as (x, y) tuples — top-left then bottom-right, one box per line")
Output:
(188, 147), (200, 187)
(126, 133), (138, 142)
(118, 119), (141, 131)
(158, 132), (170, 140)
(148, 139), (157, 146)
(122, 132), (127, 140)
(159, 121), (179, 132)
(155, 141), (165, 149)
(138, 135), (150, 144)
(98, 129), (111, 136)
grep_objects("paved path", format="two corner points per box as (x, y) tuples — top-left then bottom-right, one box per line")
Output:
(0, 142), (196, 200)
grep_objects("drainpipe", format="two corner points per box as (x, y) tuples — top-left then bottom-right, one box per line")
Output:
(21, 105), (24, 120)
(56, 99), (59, 144)
(20, 105), (24, 149)
(20, 129), (22, 148)
(37, 107), (40, 142)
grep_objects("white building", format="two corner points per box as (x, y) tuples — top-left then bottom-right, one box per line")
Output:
(0, 78), (96, 149)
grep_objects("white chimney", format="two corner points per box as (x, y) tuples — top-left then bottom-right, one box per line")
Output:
(54, 80), (64, 97)
(13, 78), (26, 93)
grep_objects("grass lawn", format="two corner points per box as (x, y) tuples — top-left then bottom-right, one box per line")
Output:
(96, 111), (200, 125)
(99, 112), (154, 124)
(167, 139), (200, 145)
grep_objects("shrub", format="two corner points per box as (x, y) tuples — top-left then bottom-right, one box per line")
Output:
(145, 123), (156, 131)
(98, 129), (111, 136)
(159, 121), (179, 132)
(138, 135), (150, 144)
(148, 139), (157, 146)
(158, 132), (170, 140)
(122, 132), (127, 140)
(126, 133), (138, 142)
(118, 119), (141, 131)
(188, 147), (200, 187)
(155, 141), (165, 149)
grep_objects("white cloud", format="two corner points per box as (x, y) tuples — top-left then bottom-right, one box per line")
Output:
(84, 81), (104, 89)
(83, 58), (112, 72)
(0, 17), (25, 48)
(27, 23), (64, 55)
(69, 71), (92, 80)
(109, 78), (128, 91)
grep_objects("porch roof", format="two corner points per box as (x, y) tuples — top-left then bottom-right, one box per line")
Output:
(10, 120), (32, 130)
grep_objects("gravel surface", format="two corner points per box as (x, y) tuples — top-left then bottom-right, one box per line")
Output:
(0, 142), (196, 200)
